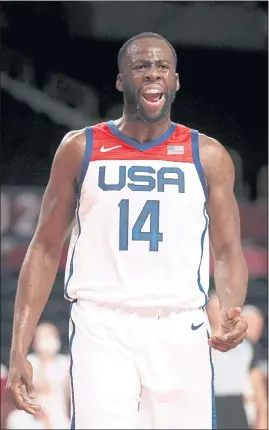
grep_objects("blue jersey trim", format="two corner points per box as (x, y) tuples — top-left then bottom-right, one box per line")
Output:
(198, 204), (209, 307)
(64, 127), (93, 301)
(207, 330), (217, 430)
(191, 129), (208, 199)
(107, 120), (176, 151)
(69, 302), (76, 430)
(77, 127), (93, 195)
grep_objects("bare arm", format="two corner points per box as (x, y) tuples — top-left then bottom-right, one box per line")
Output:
(201, 136), (248, 308)
(7, 130), (85, 412)
(200, 136), (248, 351)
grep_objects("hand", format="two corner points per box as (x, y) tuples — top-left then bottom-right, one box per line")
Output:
(6, 352), (41, 415)
(208, 307), (248, 352)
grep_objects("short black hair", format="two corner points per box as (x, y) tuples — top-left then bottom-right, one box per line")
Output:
(117, 32), (177, 71)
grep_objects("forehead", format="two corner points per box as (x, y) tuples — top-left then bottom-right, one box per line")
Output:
(125, 37), (174, 65)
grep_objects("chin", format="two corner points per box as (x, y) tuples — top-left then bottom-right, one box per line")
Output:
(146, 115), (165, 123)
(139, 111), (168, 123)
(136, 105), (164, 122)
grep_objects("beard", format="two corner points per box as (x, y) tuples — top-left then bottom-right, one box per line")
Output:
(123, 82), (176, 123)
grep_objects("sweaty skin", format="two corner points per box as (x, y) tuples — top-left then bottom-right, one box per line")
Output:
(7, 37), (248, 415)
(200, 135), (248, 351)
(116, 37), (179, 138)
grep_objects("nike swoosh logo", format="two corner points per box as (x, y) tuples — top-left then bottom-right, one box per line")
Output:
(100, 145), (121, 152)
(191, 322), (205, 331)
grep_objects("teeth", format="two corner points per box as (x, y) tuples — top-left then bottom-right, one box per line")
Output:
(144, 89), (162, 94)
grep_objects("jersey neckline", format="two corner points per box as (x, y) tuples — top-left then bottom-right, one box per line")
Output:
(107, 120), (176, 152)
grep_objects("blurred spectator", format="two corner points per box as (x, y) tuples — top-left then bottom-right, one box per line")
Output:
(242, 305), (265, 346)
(1, 363), (8, 404)
(6, 322), (70, 429)
(206, 292), (267, 430)
(1, 363), (9, 428)
(30, 322), (70, 428)
(242, 304), (267, 379)
(241, 305), (268, 429)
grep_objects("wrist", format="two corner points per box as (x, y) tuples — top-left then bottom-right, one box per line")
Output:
(10, 347), (28, 360)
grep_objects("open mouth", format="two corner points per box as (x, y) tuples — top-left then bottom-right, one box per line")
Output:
(142, 89), (164, 104)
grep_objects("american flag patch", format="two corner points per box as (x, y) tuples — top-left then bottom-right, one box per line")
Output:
(167, 145), (184, 155)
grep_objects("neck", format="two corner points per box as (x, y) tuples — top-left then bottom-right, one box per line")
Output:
(114, 111), (172, 143)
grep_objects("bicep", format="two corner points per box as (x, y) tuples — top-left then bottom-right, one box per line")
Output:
(205, 143), (242, 259)
(34, 177), (76, 249)
(32, 133), (83, 252)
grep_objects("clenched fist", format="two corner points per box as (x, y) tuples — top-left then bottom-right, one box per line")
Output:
(208, 307), (248, 352)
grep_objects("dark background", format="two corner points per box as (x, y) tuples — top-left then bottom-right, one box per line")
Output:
(1, 1), (268, 365)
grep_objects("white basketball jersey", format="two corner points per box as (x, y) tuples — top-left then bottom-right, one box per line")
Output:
(64, 121), (209, 308)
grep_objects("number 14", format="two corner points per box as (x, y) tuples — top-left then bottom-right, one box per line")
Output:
(118, 199), (163, 251)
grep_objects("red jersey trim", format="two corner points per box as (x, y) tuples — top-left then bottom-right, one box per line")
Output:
(90, 122), (194, 163)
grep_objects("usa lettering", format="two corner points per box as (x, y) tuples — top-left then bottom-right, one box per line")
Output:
(98, 166), (185, 193)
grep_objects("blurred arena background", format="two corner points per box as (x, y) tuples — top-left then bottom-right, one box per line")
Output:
(0, 2), (268, 429)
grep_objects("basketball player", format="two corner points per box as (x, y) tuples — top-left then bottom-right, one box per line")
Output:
(7, 33), (248, 429)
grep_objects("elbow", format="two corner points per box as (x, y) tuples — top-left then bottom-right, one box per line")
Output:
(29, 235), (63, 261)
(213, 242), (245, 263)
(213, 245), (248, 275)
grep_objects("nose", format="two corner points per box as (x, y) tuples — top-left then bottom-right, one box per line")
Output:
(144, 65), (161, 82)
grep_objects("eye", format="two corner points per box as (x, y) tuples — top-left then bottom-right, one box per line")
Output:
(159, 64), (170, 70)
(134, 64), (147, 71)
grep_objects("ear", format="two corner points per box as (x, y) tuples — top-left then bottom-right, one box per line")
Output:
(116, 73), (124, 92)
(175, 73), (180, 91)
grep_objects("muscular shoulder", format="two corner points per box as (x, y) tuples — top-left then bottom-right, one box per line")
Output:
(58, 123), (104, 160)
(59, 128), (86, 153)
(198, 133), (235, 185)
(52, 129), (87, 183)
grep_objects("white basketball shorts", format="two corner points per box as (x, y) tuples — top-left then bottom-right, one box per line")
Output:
(68, 300), (216, 429)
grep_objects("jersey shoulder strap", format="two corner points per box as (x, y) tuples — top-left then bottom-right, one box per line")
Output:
(169, 124), (207, 197)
